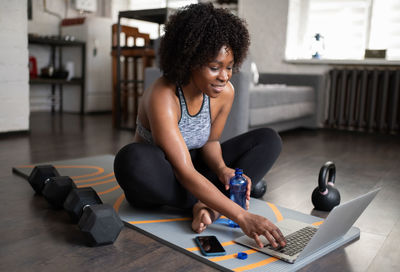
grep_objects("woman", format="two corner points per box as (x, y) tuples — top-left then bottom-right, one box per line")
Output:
(114, 3), (286, 248)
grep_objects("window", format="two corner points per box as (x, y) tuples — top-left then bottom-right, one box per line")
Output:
(369, 0), (400, 59)
(286, 0), (400, 60)
(117, 0), (198, 39)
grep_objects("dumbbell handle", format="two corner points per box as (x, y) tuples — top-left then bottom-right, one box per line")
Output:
(43, 177), (52, 187)
(43, 176), (72, 187)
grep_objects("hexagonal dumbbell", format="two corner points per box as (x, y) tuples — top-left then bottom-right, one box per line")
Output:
(28, 165), (76, 208)
(63, 187), (124, 247)
(42, 176), (77, 208)
(28, 165), (60, 194)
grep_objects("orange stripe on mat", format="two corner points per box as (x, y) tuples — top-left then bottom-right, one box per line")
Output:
(130, 217), (192, 224)
(266, 202), (284, 222)
(113, 193), (125, 212)
(74, 172), (115, 183)
(209, 249), (258, 262)
(98, 185), (120, 195)
(77, 178), (117, 188)
(221, 241), (235, 247)
(54, 165), (104, 179)
(312, 220), (324, 226)
(233, 257), (279, 271)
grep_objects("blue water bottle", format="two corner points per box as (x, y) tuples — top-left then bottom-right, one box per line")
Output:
(228, 168), (247, 228)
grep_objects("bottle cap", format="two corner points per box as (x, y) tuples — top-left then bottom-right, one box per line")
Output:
(237, 252), (248, 260)
(228, 221), (240, 228)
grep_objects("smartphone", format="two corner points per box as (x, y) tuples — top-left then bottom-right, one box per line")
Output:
(194, 235), (226, 256)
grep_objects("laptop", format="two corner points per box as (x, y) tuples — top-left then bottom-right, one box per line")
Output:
(235, 188), (380, 263)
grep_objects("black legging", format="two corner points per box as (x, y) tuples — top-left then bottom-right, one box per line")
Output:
(113, 128), (282, 210)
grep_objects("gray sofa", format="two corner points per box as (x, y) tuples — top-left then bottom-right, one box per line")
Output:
(144, 61), (325, 142)
(222, 60), (325, 141)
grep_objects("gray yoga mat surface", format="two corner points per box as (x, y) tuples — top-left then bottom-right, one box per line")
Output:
(13, 155), (360, 272)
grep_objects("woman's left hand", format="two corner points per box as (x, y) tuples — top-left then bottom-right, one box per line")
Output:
(217, 166), (252, 210)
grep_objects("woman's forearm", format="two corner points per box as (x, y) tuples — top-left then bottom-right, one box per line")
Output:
(200, 140), (227, 175)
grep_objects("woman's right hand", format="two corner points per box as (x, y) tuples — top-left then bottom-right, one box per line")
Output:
(237, 211), (286, 248)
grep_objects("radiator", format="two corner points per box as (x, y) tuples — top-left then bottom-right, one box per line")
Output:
(325, 67), (400, 134)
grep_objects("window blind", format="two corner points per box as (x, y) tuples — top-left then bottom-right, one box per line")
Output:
(286, 0), (400, 60)
(369, 0), (400, 59)
(305, 0), (370, 59)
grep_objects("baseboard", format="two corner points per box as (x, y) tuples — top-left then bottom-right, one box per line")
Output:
(85, 111), (112, 115)
(0, 129), (29, 138)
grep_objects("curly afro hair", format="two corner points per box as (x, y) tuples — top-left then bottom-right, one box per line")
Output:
(158, 3), (250, 85)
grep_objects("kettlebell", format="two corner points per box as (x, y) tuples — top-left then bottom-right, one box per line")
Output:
(312, 161), (341, 211)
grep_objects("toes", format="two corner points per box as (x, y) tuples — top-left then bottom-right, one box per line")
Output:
(203, 214), (212, 226)
(191, 202), (221, 235)
(192, 209), (212, 233)
(196, 223), (208, 233)
(197, 222), (205, 233)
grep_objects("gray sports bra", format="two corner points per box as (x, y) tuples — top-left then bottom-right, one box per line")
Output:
(136, 85), (211, 150)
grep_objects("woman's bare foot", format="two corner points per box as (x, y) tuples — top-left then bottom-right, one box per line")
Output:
(191, 201), (219, 233)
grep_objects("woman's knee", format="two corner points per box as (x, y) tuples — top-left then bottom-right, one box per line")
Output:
(251, 128), (282, 152)
(114, 143), (138, 180)
(114, 143), (165, 187)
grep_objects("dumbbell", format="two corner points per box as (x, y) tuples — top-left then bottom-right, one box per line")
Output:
(63, 187), (124, 247)
(28, 165), (76, 208)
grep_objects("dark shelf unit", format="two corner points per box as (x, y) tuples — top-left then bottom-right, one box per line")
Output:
(29, 77), (83, 85)
(28, 35), (86, 114)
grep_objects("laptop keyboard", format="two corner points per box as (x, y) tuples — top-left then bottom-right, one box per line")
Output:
(265, 226), (318, 256)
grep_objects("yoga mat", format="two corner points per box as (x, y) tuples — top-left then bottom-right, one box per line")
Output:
(13, 155), (360, 272)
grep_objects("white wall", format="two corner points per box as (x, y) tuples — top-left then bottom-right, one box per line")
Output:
(239, 0), (330, 74)
(28, 0), (110, 35)
(0, 1), (29, 133)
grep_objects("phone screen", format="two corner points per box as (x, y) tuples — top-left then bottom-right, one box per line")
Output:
(195, 235), (226, 256)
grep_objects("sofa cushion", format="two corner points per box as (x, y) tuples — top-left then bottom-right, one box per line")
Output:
(248, 84), (315, 127)
(249, 84), (314, 108)
(249, 102), (315, 126)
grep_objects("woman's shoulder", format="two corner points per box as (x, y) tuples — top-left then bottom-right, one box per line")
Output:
(209, 81), (234, 114)
(145, 77), (177, 101)
(226, 81), (235, 95)
(149, 77), (176, 94)
(219, 81), (235, 101)
(144, 77), (179, 110)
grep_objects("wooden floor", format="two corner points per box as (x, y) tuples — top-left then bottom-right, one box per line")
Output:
(0, 112), (399, 272)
